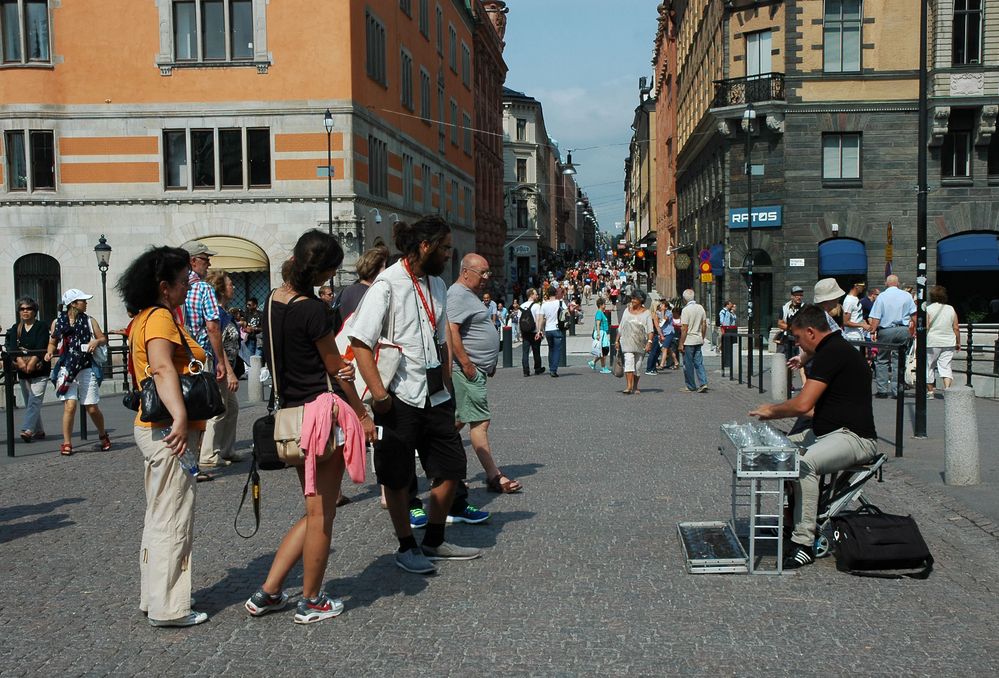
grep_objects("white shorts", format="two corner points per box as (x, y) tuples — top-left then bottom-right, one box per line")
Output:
(623, 351), (643, 373)
(927, 347), (954, 380)
(58, 368), (100, 405)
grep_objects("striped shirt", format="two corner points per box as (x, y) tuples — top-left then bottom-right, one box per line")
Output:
(182, 270), (220, 356)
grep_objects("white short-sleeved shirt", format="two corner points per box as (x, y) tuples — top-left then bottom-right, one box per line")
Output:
(680, 300), (706, 345)
(841, 294), (865, 340)
(348, 261), (450, 408)
(540, 299), (563, 332)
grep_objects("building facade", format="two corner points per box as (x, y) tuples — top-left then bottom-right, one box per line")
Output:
(652, 3), (679, 299)
(623, 77), (657, 288)
(1, 0), (480, 328)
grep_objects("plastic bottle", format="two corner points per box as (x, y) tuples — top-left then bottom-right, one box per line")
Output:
(162, 427), (200, 476)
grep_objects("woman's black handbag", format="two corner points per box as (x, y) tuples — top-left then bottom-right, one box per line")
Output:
(138, 308), (226, 424)
(831, 504), (934, 579)
(122, 389), (141, 412)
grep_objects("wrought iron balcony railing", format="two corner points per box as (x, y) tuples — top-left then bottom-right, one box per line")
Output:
(712, 73), (785, 108)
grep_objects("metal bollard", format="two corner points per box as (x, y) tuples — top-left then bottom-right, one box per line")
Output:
(3, 354), (16, 458)
(771, 352), (788, 403)
(560, 332), (568, 368)
(79, 405), (88, 440)
(944, 385), (981, 485)
(758, 335), (764, 394)
(248, 355), (263, 402)
(502, 326), (513, 368)
(608, 327), (619, 367)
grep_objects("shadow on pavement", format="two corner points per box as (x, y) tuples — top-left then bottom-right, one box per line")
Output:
(0, 513), (77, 544)
(325, 554), (432, 612)
(194, 553), (294, 615)
(0, 497), (84, 521)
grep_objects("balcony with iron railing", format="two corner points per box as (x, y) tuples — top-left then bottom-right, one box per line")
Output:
(712, 72), (785, 108)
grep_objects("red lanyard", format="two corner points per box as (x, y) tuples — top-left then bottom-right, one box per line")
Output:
(403, 258), (437, 330)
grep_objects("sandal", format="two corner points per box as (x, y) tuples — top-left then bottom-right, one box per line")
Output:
(486, 473), (522, 494)
(195, 471), (214, 483)
(20, 430), (33, 444)
(99, 433), (112, 451)
(60, 443), (74, 456)
(622, 390), (633, 395)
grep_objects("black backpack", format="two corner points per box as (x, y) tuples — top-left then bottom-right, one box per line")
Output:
(519, 302), (537, 335)
(556, 302), (572, 332)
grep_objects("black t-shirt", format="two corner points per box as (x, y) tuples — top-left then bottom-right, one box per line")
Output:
(262, 295), (336, 407)
(332, 282), (370, 333)
(808, 332), (877, 439)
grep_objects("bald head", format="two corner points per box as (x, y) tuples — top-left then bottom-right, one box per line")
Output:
(459, 252), (490, 292)
(461, 253), (488, 271)
(885, 275), (900, 288)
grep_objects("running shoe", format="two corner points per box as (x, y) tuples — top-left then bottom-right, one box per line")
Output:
(293, 593), (344, 624)
(782, 544), (815, 570)
(395, 546), (437, 574)
(587, 360), (596, 371)
(421, 541), (483, 561)
(149, 611), (209, 627)
(599, 368), (612, 374)
(409, 507), (428, 529)
(445, 504), (490, 525)
(244, 589), (289, 617)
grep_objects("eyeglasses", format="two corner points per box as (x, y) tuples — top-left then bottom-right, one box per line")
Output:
(464, 267), (491, 279)
(19, 307), (35, 312)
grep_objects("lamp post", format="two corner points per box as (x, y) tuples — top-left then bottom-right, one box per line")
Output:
(93, 234), (112, 335)
(744, 103), (756, 386)
(914, 0), (928, 437)
(324, 109), (334, 235)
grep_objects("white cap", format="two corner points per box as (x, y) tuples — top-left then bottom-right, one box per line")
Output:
(62, 289), (94, 306)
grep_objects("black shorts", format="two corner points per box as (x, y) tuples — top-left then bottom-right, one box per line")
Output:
(601, 346), (610, 356)
(373, 395), (466, 490)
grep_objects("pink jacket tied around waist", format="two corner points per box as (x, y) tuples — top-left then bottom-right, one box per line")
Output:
(300, 392), (365, 497)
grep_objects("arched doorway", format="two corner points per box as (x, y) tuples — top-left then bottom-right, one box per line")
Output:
(742, 249), (774, 333)
(818, 237), (869, 294)
(14, 254), (61, 321)
(196, 236), (271, 311)
(936, 231), (999, 322)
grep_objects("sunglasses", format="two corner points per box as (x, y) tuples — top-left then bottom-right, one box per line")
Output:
(19, 307), (35, 312)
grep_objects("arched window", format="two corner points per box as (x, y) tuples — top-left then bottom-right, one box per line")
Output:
(14, 254), (61, 321)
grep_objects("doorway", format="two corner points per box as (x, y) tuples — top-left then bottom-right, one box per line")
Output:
(14, 253), (61, 321)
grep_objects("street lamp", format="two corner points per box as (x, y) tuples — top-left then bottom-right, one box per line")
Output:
(93, 234), (112, 342)
(324, 108), (334, 235)
(743, 102), (757, 386)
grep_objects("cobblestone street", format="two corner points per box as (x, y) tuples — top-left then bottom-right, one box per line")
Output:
(2, 357), (998, 676)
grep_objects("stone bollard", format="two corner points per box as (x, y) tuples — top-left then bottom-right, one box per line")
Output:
(248, 355), (263, 403)
(944, 385), (980, 485)
(771, 353), (788, 403)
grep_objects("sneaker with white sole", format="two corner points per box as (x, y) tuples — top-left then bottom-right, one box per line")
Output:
(409, 507), (428, 529)
(421, 541), (483, 561)
(149, 611), (209, 627)
(697, 384), (709, 393)
(395, 546), (437, 574)
(293, 592), (344, 624)
(782, 544), (815, 570)
(244, 589), (289, 617)
(445, 504), (490, 525)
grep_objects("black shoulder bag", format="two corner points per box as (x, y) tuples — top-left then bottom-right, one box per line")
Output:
(831, 503), (934, 579)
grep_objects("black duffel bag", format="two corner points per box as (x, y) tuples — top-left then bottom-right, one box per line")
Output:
(831, 504), (934, 579)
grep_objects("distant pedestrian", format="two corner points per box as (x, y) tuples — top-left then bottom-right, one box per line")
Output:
(5, 298), (50, 443)
(616, 289), (654, 394)
(658, 301), (679, 370)
(509, 299), (522, 343)
(539, 285), (566, 377)
(331, 244), (391, 333)
(587, 297), (611, 373)
(520, 288), (544, 376)
(678, 288), (708, 393)
(926, 285), (960, 398)
(867, 274), (916, 399)
(318, 284), (334, 307)
(198, 270), (242, 469)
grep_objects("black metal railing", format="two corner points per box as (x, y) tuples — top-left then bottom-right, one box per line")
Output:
(960, 323), (999, 385)
(713, 72), (785, 108)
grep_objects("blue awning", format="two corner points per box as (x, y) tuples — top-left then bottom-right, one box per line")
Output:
(710, 244), (725, 276)
(937, 233), (999, 271)
(818, 238), (867, 276)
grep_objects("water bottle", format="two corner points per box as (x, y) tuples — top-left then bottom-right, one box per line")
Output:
(162, 427), (199, 476)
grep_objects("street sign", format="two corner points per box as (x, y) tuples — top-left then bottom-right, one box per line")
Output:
(674, 253), (692, 270)
(699, 249), (711, 262)
(699, 261), (712, 282)
(700, 273), (714, 283)
(513, 245), (531, 255)
(789, 258), (805, 267)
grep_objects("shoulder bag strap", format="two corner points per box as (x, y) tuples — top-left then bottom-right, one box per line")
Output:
(267, 292), (282, 406)
(233, 457), (261, 539)
(153, 305), (197, 364)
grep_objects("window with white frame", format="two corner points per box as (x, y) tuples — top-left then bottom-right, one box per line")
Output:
(400, 49), (413, 110)
(163, 127), (269, 190)
(403, 153), (414, 207)
(1, 0), (50, 64)
(953, 0), (983, 66)
(745, 30), (772, 78)
(824, 0), (862, 72)
(461, 42), (471, 88)
(419, 0), (429, 37)
(420, 68), (431, 122)
(516, 199), (528, 229)
(421, 162), (432, 211)
(4, 129), (54, 191)
(516, 157), (527, 183)
(171, 0), (254, 62)
(368, 135), (388, 197)
(942, 109), (974, 179)
(516, 118), (527, 141)
(822, 133), (861, 181)
(462, 111), (472, 155)
(448, 24), (457, 72)
(366, 10), (386, 85)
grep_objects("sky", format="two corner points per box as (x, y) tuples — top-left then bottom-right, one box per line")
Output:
(501, 0), (660, 239)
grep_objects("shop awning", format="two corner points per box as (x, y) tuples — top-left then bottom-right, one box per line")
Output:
(818, 238), (867, 276)
(198, 236), (270, 272)
(937, 232), (999, 271)
(710, 243), (725, 276)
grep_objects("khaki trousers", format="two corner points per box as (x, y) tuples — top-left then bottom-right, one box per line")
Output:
(199, 384), (239, 466)
(136, 425), (199, 621)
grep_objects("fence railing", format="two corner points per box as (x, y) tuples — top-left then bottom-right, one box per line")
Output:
(958, 323), (999, 385)
(712, 72), (786, 108)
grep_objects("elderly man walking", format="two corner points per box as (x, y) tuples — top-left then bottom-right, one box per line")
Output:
(678, 288), (709, 393)
(867, 274), (916, 399)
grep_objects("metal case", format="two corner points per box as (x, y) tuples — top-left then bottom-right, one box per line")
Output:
(677, 521), (749, 574)
(720, 424), (800, 478)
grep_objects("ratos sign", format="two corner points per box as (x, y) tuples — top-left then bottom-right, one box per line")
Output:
(727, 206), (783, 230)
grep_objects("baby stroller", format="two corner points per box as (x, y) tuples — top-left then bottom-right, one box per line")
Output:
(813, 453), (887, 558)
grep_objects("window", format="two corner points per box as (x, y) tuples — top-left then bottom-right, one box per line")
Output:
(437, 171), (445, 213)
(1, 0), (49, 63)
(953, 0), (983, 66)
(421, 162), (432, 211)
(942, 109), (974, 179)
(461, 42), (471, 88)
(516, 157), (527, 183)
(171, 0), (253, 62)
(400, 0), (411, 17)
(402, 154), (414, 207)
(420, 68), (431, 122)
(989, 134), (999, 178)
(435, 4), (442, 55)
(822, 133), (861, 181)
(450, 99), (458, 146)
(462, 111), (472, 155)
(824, 0), (861, 72)
(438, 80), (446, 153)
(419, 0), (429, 37)
(451, 179), (458, 216)
(163, 127), (269, 190)
(5, 129), (53, 191)
(516, 118), (527, 141)
(516, 199), (529, 229)
(463, 186), (472, 223)
(400, 49), (413, 110)
(448, 24), (457, 72)
(368, 135), (388, 197)
(366, 10), (386, 85)
(746, 30), (772, 78)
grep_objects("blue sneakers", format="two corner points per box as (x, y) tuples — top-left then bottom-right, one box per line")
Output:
(445, 504), (490, 525)
(409, 507), (428, 529)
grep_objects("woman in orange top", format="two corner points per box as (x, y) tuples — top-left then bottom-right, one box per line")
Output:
(117, 246), (209, 629)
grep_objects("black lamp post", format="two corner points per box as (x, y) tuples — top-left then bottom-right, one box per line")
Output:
(94, 234), (112, 334)
(324, 108), (334, 235)
(744, 103), (756, 387)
